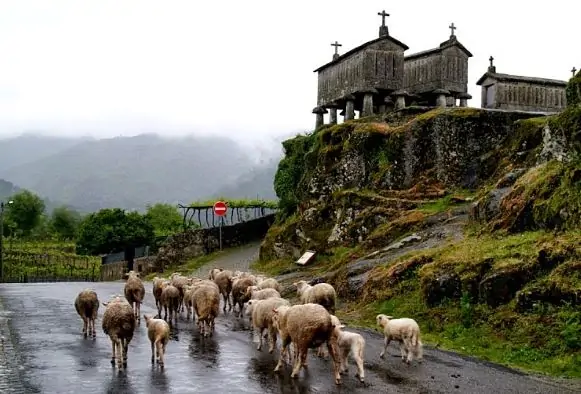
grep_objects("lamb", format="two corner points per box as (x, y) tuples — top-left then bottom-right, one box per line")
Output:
(160, 281), (180, 323)
(376, 314), (423, 364)
(330, 315), (366, 383)
(231, 276), (255, 317)
(152, 277), (165, 317)
(123, 270), (145, 324)
(74, 289), (99, 338)
(257, 277), (281, 293)
(294, 280), (337, 314)
(272, 303), (342, 385)
(101, 295), (136, 370)
(144, 314), (170, 368)
(245, 297), (290, 353)
(213, 269), (234, 312)
(192, 283), (220, 337)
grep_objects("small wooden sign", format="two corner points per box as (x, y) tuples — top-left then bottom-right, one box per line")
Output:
(295, 250), (316, 266)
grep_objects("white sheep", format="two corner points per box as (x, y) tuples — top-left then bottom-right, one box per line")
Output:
(257, 277), (281, 292)
(376, 314), (423, 364)
(245, 297), (290, 353)
(330, 315), (366, 383)
(293, 280), (337, 314)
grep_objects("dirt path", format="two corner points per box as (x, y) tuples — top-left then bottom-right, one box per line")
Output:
(190, 241), (261, 277)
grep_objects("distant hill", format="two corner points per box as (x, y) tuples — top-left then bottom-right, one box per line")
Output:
(212, 157), (279, 201)
(0, 133), (280, 212)
(0, 133), (92, 170)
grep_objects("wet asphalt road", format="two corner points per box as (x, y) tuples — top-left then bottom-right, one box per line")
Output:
(0, 282), (580, 394)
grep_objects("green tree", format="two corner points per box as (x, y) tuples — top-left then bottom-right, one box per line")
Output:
(5, 190), (46, 236)
(75, 208), (155, 255)
(50, 206), (82, 240)
(144, 203), (183, 236)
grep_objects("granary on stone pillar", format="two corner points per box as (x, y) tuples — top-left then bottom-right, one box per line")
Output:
(403, 23), (472, 107)
(476, 56), (568, 113)
(313, 10), (408, 121)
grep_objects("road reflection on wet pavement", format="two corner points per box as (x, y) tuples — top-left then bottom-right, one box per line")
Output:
(0, 282), (579, 394)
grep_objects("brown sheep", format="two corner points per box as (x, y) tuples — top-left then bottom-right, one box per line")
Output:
(272, 303), (341, 385)
(74, 289), (99, 339)
(144, 314), (170, 368)
(123, 270), (145, 324)
(213, 269), (234, 312)
(101, 295), (136, 370)
(160, 281), (180, 323)
(152, 277), (165, 317)
(170, 273), (189, 313)
(231, 276), (255, 317)
(192, 284), (220, 337)
(208, 268), (222, 280)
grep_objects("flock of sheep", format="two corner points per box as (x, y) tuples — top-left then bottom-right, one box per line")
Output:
(73, 268), (424, 385)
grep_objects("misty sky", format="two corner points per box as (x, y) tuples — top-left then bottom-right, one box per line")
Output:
(0, 0), (577, 143)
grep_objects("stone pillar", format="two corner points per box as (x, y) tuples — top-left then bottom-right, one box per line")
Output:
(393, 90), (408, 110)
(458, 93), (472, 107)
(326, 101), (339, 125)
(360, 88), (377, 117)
(362, 93), (374, 116)
(384, 97), (395, 112)
(328, 108), (337, 124)
(433, 89), (450, 107)
(312, 106), (328, 129)
(344, 94), (356, 120)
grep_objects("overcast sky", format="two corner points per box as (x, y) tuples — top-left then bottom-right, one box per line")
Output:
(0, 0), (577, 143)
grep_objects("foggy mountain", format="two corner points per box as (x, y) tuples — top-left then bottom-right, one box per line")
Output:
(0, 132), (285, 212)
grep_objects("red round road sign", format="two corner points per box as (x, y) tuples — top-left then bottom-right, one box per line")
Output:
(213, 201), (227, 216)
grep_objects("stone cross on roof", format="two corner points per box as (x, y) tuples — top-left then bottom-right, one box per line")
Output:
(378, 10), (390, 37)
(449, 23), (456, 37)
(331, 41), (342, 55)
(488, 56), (496, 73)
(378, 10), (390, 26)
(331, 41), (342, 60)
(572, 67), (577, 77)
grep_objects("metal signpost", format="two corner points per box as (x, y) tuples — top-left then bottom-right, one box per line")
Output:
(213, 201), (227, 250)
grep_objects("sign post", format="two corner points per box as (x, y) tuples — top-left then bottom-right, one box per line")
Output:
(213, 201), (228, 250)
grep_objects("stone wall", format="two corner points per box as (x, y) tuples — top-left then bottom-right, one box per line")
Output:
(100, 256), (156, 281)
(155, 213), (275, 271)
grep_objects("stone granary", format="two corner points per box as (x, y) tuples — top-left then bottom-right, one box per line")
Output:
(403, 22), (473, 108)
(476, 57), (568, 113)
(312, 10), (409, 129)
(312, 11), (473, 129)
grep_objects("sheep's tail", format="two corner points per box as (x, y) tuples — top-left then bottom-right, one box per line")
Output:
(132, 287), (144, 303)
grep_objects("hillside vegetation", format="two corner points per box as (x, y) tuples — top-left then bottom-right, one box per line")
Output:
(254, 77), (581, 378)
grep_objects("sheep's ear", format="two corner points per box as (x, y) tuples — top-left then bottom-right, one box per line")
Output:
(292, 282), (297, 287)
(385, 315), (394, 319)
(102, 302), (109, 307)
(339, 324), (346, 329)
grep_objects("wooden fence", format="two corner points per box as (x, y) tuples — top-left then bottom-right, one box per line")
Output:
(1, 250), (101, 283)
